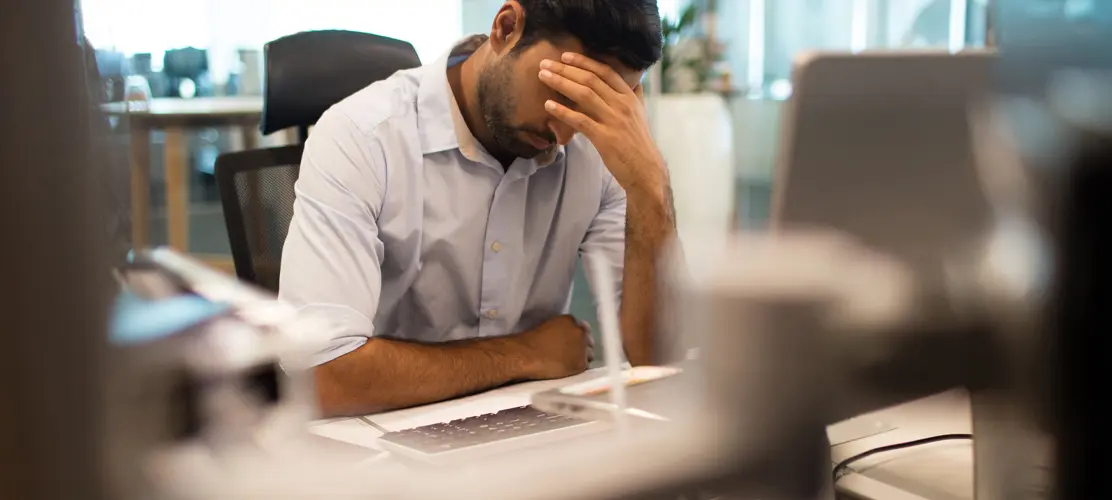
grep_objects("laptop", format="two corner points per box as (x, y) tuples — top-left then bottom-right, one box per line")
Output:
(376, 402), (608, 466)
(375, 366), (684, 464)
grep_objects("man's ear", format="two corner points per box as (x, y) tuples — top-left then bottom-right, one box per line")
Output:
(489, 0), (526, 55)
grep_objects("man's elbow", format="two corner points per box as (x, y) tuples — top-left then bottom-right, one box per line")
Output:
(622, 332), (655, 366)
(313, 356), (387, 418)
(314, 363), (355, 418)
(626, 348), (655, 367)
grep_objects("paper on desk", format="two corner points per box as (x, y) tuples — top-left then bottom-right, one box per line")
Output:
(371, 395), (531, 432)
(308, 418), (383, 449)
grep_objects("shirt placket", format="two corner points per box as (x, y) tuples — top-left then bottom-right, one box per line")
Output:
(478, 165), (530, 337)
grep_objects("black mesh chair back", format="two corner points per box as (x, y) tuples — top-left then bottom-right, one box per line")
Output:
(214, 146), (302, 292)
(217, 30), (419, 290)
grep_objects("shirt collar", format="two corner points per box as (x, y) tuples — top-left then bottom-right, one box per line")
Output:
(416, 35), (563, 168)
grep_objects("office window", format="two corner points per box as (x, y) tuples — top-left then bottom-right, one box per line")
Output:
(717, 0), (987, 99)
(80, 0), (463, 63)
(80, 0), (212, 52)
(658, 0), (691, 22)
(262, 0), (462, 62)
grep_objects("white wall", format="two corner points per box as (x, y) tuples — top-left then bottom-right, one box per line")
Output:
(461, 0), (503, 34)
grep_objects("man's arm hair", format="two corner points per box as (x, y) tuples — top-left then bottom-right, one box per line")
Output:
(619, 178), (678, 366)
(314, 335), (532, 418)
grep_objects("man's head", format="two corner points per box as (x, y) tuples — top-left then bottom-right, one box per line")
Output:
(476, 0), (663, 160)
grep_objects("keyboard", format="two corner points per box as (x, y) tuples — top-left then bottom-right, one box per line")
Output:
(377, 406), (601, 465)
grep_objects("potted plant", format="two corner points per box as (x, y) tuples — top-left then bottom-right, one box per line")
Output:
(651, 1), (736, 243)
(659, 2), (727, 94)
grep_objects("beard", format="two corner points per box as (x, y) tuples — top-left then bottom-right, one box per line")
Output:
(476, 57), (555, 160)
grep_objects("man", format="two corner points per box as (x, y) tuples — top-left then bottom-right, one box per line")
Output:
(280, 0), (676, 418)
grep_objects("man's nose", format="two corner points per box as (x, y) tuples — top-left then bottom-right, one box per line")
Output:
(549, 121), (576, 146)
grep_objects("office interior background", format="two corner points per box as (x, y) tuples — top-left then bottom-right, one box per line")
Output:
(79, 0), (992, 335)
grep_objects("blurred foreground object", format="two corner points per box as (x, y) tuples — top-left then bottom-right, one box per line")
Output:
(106, 249), (367, 498)
(1, 2), (111, 498)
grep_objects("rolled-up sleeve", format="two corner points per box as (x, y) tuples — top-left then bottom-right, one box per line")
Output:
(579, 172), (627, 307)
(279, 109), (387, 367)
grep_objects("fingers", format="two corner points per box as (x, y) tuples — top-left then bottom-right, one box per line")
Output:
(544, 100), (599, 136)
(633, 83), (645, 104)
(577, 320), (594, 345)
(577, 319), (595, 365)
(560, 52), (633, 95)
(540, 58), (620, 102)
(539, 67), (609, 118)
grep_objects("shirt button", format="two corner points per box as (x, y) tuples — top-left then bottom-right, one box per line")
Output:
(491, 241), (502, 253)
(486, 309), (499, 319)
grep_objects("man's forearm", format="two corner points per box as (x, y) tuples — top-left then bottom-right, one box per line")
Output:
(620, 176), (677, 366)
(315, 335), (530, 417)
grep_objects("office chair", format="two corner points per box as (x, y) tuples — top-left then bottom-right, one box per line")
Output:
(262, 29), (422, 141)
(214, 146), (302, 291)
(216, 30), (420, 291)
(163, 47), (211, 98)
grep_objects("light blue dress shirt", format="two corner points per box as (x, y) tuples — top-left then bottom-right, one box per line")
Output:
(279, 38), (627, 366)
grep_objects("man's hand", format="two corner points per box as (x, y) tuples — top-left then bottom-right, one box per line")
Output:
(539, 53), (668, 196)
(540, 53), (679, 367)
(511, 315), (592, 380)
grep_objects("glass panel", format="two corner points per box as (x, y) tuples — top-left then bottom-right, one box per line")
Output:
(752, 0), (990, 98)
(76, 0), (469, 261)
(714, 0), (991, 228)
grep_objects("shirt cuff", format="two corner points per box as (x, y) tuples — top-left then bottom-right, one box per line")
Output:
(290, 303), (374, 367)
(308, 336), (368, 367)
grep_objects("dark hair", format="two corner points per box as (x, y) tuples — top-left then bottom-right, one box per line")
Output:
(514, 0), (664, 71)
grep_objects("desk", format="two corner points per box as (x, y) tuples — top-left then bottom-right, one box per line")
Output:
(102, 97), (264, 271)
(310, 377), (974, 499)
(830, 391), (973, 500)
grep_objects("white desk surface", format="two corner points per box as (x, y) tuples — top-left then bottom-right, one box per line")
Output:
(830, 390), (973, 500)
(310, 374), (973, 500)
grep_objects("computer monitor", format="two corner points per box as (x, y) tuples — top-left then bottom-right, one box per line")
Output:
(771, 51), (996, 284)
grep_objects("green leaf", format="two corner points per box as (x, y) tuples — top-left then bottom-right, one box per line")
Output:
(677, 4), (699, 32)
